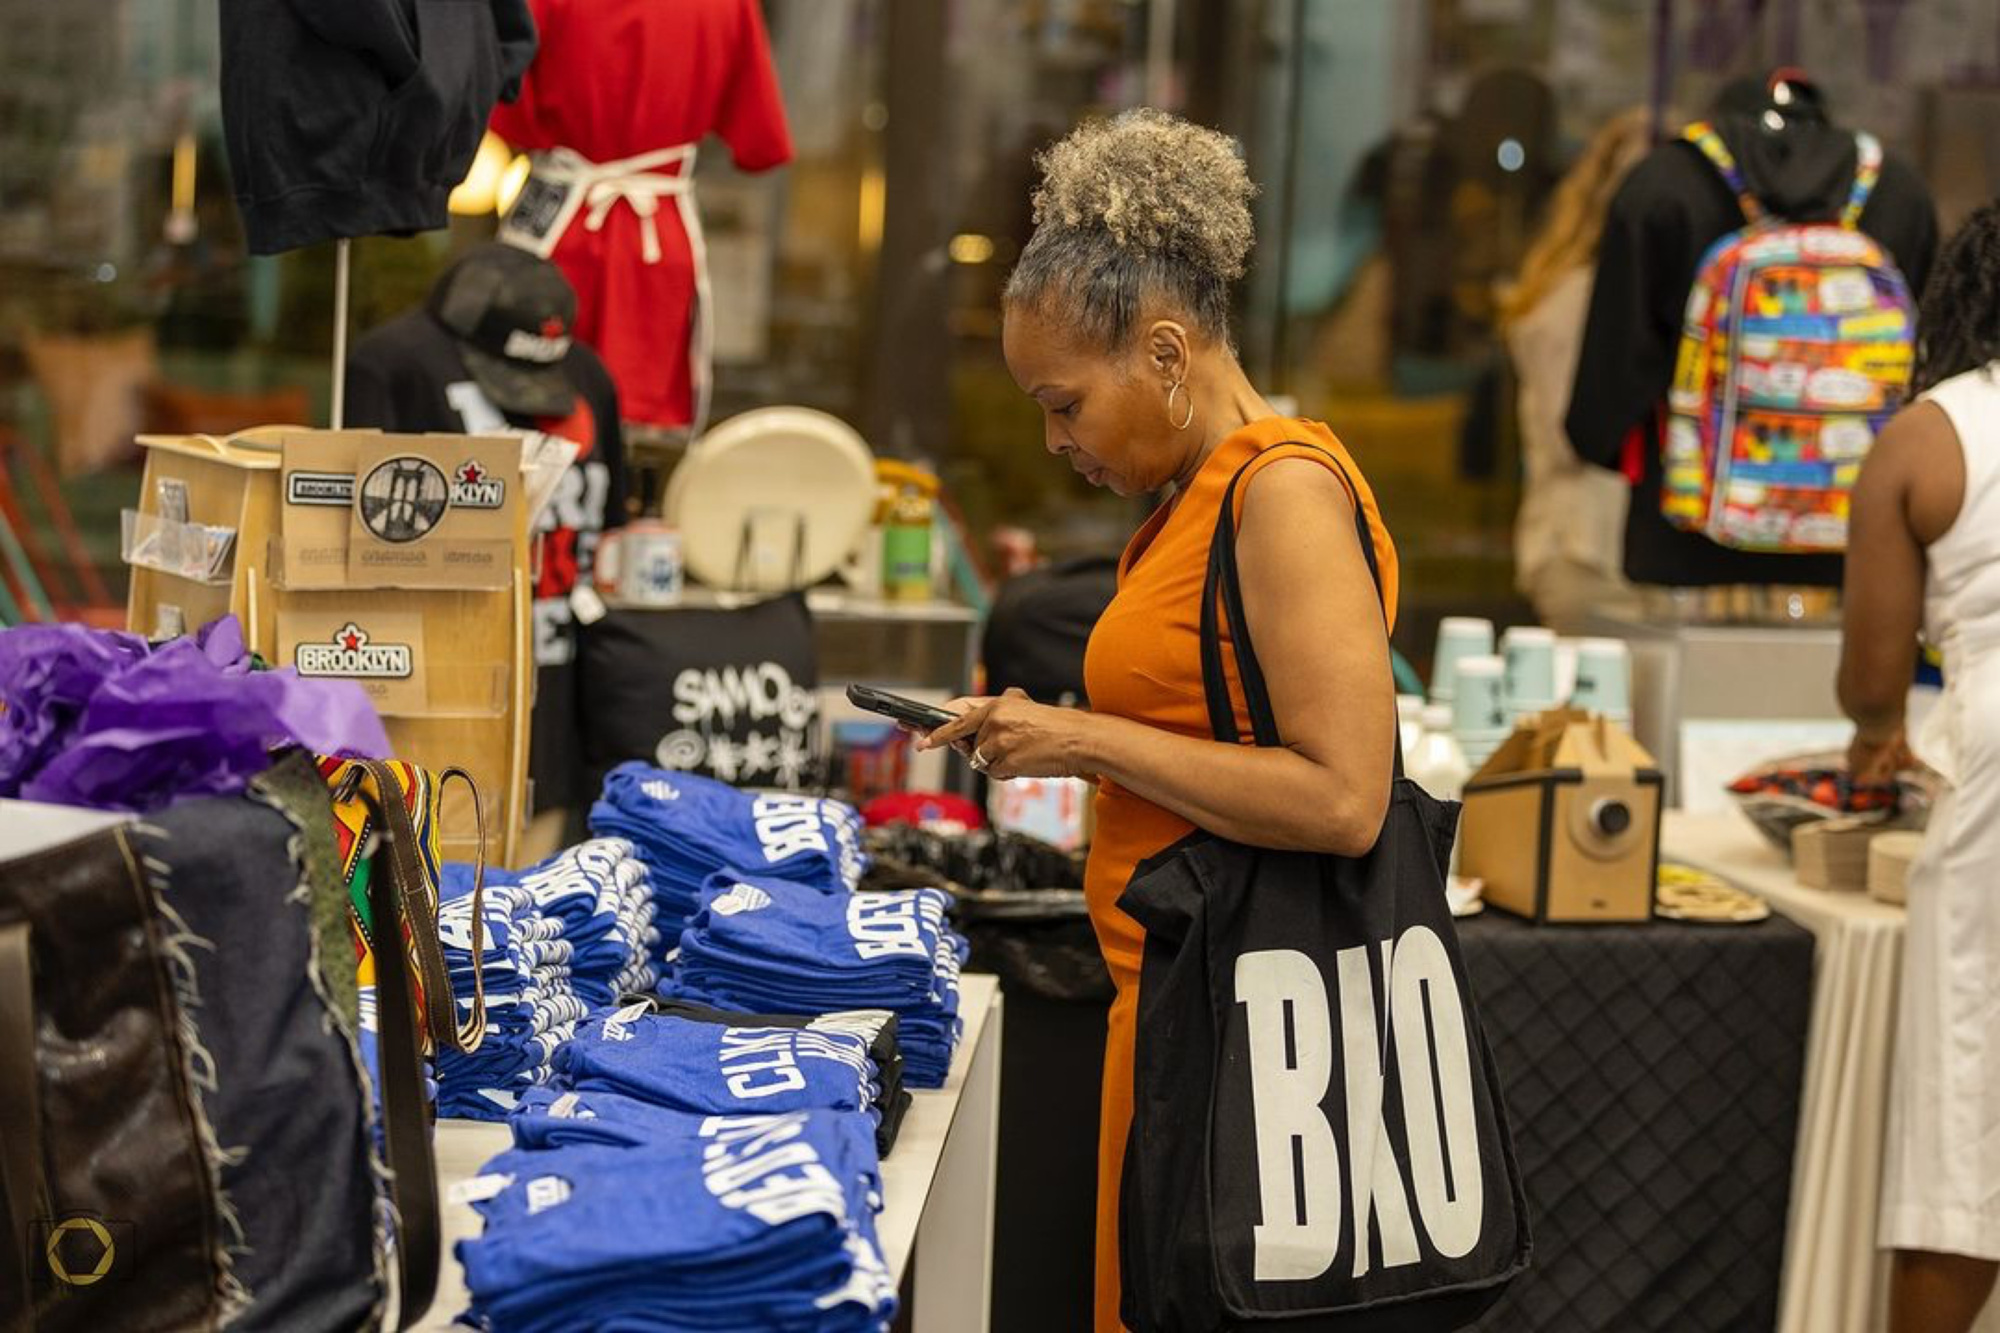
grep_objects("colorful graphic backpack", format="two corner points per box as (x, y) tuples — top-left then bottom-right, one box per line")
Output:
(1663, 122), (1916, 552)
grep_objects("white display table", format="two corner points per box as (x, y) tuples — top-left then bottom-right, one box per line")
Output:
(417, 974), (1004, 1332)
(1665, 812), (2000, 1333)
(0, 799), (130, 858)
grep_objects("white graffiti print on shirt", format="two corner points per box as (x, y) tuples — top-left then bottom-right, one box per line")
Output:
(1235, 929), (1483, 1283)
(655, 730), (710, 771)
(655, 725), (815, 786)
(672, 662), (816, 735)
(773, 731), (814, 787)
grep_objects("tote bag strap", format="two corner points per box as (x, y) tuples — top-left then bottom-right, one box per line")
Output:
(1199, 442), (1399, 779)
(349, 761), (487, 1057)
(0, 917), (46, 1321)
(352, 787), (442, 1330)
(1196, 441), (1405, 1092)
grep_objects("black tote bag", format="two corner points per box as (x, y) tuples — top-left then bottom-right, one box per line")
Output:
(1116, 449), (1530, 1332)
(577, 591), (820, 791)
(0, 756), (442, 1332)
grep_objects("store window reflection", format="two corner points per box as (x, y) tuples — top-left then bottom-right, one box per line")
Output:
(874, 0), (1159, 561)
(1233, 2), (1656, 669)
(4, 0), (2000, 638)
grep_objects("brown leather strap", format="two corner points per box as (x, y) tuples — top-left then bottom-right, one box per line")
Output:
(355, 791), (440, 1330)
(0, 919), (47, 1328)
(361, 761), (460, 1057)
(435, 767), (487, 1055)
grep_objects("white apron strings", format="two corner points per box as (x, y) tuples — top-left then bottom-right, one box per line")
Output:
(507, 142), (716, 438)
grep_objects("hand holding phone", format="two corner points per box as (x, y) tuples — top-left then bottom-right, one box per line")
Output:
(845, 684), (959, 733)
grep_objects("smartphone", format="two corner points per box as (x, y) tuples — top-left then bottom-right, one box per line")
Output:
(845, 684), (958, 732)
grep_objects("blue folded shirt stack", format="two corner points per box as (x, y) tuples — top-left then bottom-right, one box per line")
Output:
(588, 763), (868, 944)
(458, 1110), (896, 1332)
(512, 839), (659, 1007)
(666, 873), (969, 1088)
(432, 840), (659, 1119)
(432, 875), (588, 1119)
(551, 1002), (882, 1118)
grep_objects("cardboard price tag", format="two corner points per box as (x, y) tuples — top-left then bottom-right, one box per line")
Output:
(278, 432), (520, 590)
(279, 608), (428, 715)
(278, 608), (426, 716)
(345, 436), (520, 589)
(279, 432), (370, 588)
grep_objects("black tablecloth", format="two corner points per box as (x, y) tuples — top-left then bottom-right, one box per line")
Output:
(1459, 910), (1815, 1333)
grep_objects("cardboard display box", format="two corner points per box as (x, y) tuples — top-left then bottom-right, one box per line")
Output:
(280, 431), (521, 590)
(126, 429), (285, 644)
(1459, 709), (1664, 924)
(128, 429), (534, 867)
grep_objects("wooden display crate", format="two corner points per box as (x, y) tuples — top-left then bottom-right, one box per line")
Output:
(126, 430), (532, 866)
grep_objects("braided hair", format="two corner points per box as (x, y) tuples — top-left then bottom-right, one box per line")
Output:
(1912, 203), (2000, 396)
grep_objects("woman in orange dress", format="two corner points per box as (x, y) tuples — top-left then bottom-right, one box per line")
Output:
(923, 109), (1401, 1331)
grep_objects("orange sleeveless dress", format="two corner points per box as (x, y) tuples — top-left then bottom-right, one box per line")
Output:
(1079, 418), (1399, 1332)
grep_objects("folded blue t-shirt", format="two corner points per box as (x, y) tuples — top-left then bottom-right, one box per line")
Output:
(459, 1111), (892, 1332)
(554, 1004), (878, 1116)
(592, 763), (866, 894)
(681, 875), (949, 978)
(509, 1086), (885, 1177)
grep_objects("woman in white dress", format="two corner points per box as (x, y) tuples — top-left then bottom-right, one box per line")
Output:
(1840, 202), (2000, 1333)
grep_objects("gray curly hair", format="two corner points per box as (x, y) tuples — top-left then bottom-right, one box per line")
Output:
(1004, 108), (1258, 352)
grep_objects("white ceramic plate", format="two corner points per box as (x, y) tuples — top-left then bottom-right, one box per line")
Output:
(668, 407), (877, 593)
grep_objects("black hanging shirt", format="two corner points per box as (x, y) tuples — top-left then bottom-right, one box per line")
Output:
(345, 310), (628, 812)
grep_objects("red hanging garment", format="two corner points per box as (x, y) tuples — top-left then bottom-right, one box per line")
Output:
(491, 0), (792, 431)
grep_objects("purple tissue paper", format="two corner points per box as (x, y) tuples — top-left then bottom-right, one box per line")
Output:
(0, 615), (389, 812)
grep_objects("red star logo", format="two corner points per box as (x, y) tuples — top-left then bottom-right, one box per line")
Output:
(337, 623), (366, 652)
(457, 459), (487, 485)
(540, 317), (566, 339)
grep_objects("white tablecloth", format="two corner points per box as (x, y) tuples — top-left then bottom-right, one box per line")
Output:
(1665, 812), (2000, 1333)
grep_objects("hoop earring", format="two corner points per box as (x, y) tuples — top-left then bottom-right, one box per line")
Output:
(1166, 380), (1195, 431)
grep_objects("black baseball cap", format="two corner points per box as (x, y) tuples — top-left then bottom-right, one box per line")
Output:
(427, 243), (579, 418)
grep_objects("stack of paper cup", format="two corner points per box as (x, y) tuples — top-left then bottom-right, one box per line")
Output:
(1501, 626), (1559, 721)
(1571, 637), (1634, 730)
(1431, 617), (1495, 705)
(1553, 638), (1582, 706)
(1396, 694), (1426, 767)
(1451, 655), (1509, 770)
